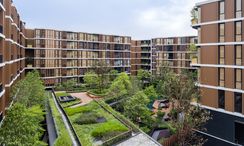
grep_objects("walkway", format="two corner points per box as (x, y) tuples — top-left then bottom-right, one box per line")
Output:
(70, 92), (93, 108)
(116, 133), (161, 146)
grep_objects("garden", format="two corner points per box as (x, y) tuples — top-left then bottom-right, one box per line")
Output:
(55, 92), (131, 146)
(52, 61), (210, 146)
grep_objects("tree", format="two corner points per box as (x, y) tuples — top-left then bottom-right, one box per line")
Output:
(109, 69), (118, 82)
(92, 61), (111, 92)
(62, 79), (77, 91)
(83, 71), (99, 89)
(11, 70), (47, 108)
(108, 72), (132, 99)
(144, 85), (158, 101)
(124, 91), (151, 124)
(137, 69), (151, 88)
(156, 68), (210, 145)
(0, 103), (45, 146)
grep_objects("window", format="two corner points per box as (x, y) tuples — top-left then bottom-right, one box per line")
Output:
(219, 1), (225, 20)
(219, 46), (225, 64)
(234, 93), (242, 113)
(218, 90), (225, 109)
(236, 0), (242, 18)
(235, 21), (242, 42)
(219, 68), (225, 86)
(236, 45), (242, 65)
(219, 24), (225, 42)
(235, 69), (242, 89)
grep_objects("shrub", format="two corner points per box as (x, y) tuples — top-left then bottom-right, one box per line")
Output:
(55, 92), (70, 97)
(75, 112), (105, 125)
(65, 101), (99, 116)
(91, 121), (128, 139)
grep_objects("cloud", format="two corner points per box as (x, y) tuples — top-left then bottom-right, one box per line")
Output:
(14, 0), (205, 40)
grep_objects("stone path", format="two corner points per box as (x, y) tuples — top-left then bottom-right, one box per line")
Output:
(70, 92), (93, 108)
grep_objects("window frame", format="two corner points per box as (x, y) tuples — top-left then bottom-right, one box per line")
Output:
(235, 0), (242, 18)
(235, 21), (242, 42)
(235, 69), (242, 89)
(219, 1), (225, 20)
(234, 92), (242, 113)
(218, 90), (225, 109)
(219, 23), (225, 42)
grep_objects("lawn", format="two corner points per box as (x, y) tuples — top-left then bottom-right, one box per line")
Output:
(55, 91), (81, 108)
(65, 101), (129, 146)
(49, 94), (73, 146)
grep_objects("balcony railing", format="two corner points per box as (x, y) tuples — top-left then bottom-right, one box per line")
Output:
(0, 55), (3, 63)
(0, 25), (3, 34)
(0, 0), (3, 5)
(0, 83), (3, 93)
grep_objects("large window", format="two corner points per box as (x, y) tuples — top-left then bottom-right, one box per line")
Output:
(235, 45), (242, 65)
(219, 68), (225, 87)
(236, 0), (242, 18)
(219, 1), (225, 20)
(234, 93), (242, 113)
(218, 90), (225, 109)
(235, 21), (242, 42)
(219, 24), (225, 42)
(235, 69), (242, 89)
(219, 46), (225, 64)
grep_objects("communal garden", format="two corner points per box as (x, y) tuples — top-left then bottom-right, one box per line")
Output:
(50, 61), (210, 145)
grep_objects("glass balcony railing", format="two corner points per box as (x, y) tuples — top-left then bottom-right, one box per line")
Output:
(0, 55), (3, 64)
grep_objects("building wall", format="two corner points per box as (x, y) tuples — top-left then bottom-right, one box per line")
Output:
(193, 0), (244, 145)
(0, 0), (26, 120)
(25, 29), (131, 86)
(152, 36), (198, 75)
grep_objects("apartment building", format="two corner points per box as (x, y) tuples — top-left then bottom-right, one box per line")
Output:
(151, 36), (198, 75)
(131, 40), (152, 75)
(0, 0), (26, 123)
(25, 29), (131, 87)
(192, 0), (244, 145)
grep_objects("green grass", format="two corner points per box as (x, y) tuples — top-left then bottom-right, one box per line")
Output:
(66, 101), (129, 146)
(55, 91), (70, 97)
(65, 101), (99, 116)
(60, 99), (81, 108)
(49, 95), (73, 146)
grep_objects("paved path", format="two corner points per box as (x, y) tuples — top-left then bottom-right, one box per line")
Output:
(70, 92), (93, 108)
(116, 133), (161, 146)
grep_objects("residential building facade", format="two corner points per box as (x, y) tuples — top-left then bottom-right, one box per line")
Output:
(131, 40), (152, 75)
(0, 0), (26, 123)
(25, 29), (131, 87)
(192, 0), (244, 145)
(151, 36), (198, 75)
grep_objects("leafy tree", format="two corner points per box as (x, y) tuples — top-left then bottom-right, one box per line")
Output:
(156, 67), (210, 145)
(108, 72), (132, 99)
(109, 69), (118, 82)
(144, 85), (158, 101)
(62, 79), (77, 91)
(92, 61), (111, 92)
(83, 71), (99, 89)
(0, 103), (45, 146)
(11, 70), (46, 108)
(137, 69), (151, 88)
(124, 91), (151, 124)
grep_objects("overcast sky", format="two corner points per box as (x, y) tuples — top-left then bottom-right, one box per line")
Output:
(14, 0), (204, 40)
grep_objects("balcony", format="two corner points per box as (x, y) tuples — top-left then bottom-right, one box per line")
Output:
(0, 54), (3, 64)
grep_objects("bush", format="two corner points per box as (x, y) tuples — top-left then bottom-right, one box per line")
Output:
(65, 101), (99, 116)
(61, 99), (81, 108)
(55, 92), (70, 97)
(91, 121), (128, 139)
(75, 112), (105, 125)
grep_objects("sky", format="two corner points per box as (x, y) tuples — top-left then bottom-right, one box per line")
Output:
(14, 0), (205, 40)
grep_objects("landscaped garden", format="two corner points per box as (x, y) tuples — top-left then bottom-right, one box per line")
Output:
(52, 61), (210, 146)
(60, 99), (130, 146)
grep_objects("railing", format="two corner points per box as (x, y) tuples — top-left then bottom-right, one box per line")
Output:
(0, 0), (3, 5)
(0, 25), (3, 34)
(0, 54), (3, 63)
(0, 83), (3, 93)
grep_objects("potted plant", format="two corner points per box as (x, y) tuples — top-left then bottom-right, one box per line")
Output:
(191, 7), (198, 25)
